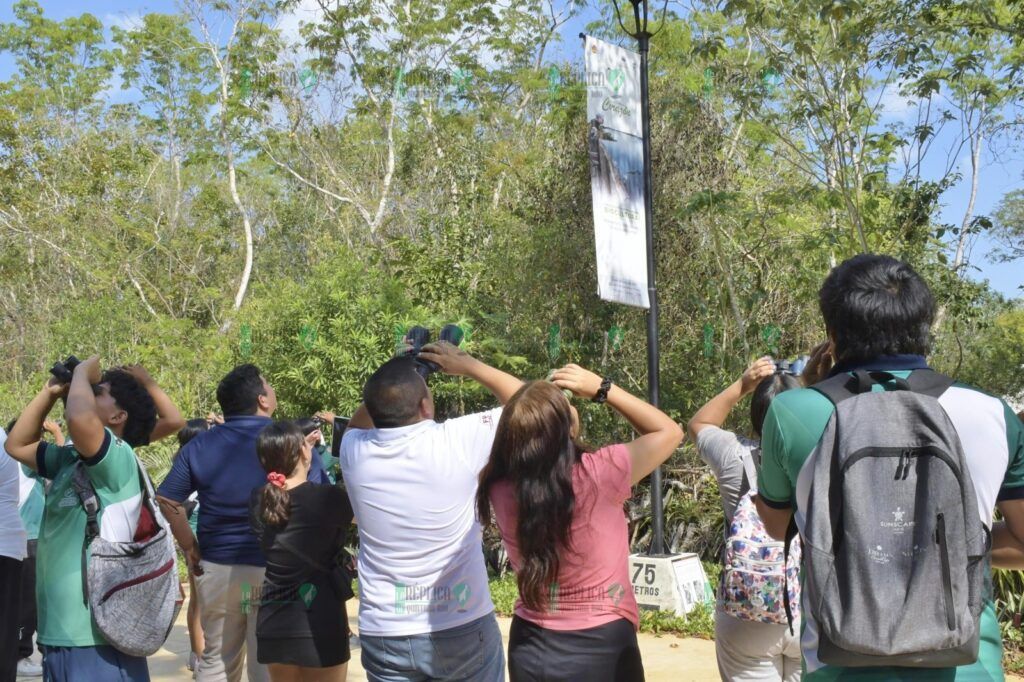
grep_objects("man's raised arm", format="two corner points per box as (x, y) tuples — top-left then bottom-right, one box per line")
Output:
(122, 365), (186, 443)
(5, 380), (68, 470)
(419, 342), (523, 404)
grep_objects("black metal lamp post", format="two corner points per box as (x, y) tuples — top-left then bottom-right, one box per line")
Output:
(614, 0), (669, 556)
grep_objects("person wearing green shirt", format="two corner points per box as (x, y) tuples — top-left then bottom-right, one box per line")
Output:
(4, 357), (184, 682)
(754, 255), (1024, 681)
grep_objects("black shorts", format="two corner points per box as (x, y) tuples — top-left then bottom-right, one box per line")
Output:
(508, 615), (645, 682)
(257, 632), (351, 668)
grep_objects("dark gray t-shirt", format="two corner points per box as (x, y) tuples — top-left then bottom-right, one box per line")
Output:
(695, 426), (759, 525)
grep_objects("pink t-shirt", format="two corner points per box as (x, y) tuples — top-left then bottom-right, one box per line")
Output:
(489, 443), (639, 631)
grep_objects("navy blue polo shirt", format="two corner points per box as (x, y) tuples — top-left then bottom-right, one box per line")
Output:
(158, 415), (327, 566)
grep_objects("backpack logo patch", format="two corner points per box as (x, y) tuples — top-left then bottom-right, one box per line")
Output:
(881, 506), (916, 534)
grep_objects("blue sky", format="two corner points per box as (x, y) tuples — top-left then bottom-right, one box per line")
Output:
(2, 0), (1019, 300)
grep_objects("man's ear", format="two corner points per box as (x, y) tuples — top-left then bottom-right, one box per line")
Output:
(108, 408), (127, 428)
(257, 393), (271, 412)
(420, 396), (434, 420)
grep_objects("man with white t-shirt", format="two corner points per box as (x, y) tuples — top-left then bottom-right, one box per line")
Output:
(0, 426), (28, 682)
(341, 343), (523, 682)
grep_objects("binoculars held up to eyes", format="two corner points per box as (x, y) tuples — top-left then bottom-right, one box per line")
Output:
(402, 324), (464, 378)
(49, 355), (82, 385)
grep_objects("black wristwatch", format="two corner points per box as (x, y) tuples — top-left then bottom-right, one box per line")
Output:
(592, 377), (613, 404)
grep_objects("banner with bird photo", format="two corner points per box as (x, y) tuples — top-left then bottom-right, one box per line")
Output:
(584, 35), (649, 309)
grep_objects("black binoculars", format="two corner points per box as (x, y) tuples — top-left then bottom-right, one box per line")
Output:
(402, 324), (464, 378)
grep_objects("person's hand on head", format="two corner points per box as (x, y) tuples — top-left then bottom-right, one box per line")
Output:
(315, 410), (336, 424)
(206, 412), (224, 425)
(42, 419), (61, 435)
(801, 341), (834, 387)
(550, 364), (603, 400)
(419, 342), (478, 376)
(740, 357), (776, 395)
(121, 364), (155, 387)
(303, 430), (321, 449)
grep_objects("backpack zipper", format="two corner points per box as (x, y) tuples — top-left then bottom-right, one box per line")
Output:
(894, 449), (914, 480)
(936, 513), (956, 631)
(97, 558), (175, 605)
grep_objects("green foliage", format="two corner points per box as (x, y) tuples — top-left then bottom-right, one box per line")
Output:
(1, 0), (1023, 657)
(638, 602), (716, 639)
(488, 573), (519, 618)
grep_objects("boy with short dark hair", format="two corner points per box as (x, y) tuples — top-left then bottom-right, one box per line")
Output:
(4, 356), (184, 681)
(755, 255), (1024, 680)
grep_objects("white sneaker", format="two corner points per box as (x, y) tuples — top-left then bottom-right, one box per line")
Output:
(17, 658), (43, 677)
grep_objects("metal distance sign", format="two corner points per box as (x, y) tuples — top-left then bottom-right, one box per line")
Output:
(584, 35), (649, 309)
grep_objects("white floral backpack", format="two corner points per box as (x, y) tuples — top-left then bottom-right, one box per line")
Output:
(718, 450), (801, 626)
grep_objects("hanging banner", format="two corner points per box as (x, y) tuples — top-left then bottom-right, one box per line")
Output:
(585, 35), (649, 309)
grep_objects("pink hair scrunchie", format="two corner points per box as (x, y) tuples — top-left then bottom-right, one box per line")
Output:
(266, 472), (287, 489)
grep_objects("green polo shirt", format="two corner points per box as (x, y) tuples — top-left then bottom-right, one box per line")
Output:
(18, 464), (44, 541)
(35, 429), (144, 647)
(758, 372), (1024, 681)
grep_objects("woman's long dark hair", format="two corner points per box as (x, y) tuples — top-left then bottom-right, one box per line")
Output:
(477, 381), (584, 611)
(256, 421), (306, 529)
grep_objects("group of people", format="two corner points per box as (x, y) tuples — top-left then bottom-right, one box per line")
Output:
(0, 253), (1022, 682)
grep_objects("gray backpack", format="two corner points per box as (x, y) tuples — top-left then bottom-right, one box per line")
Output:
(72, 454), (181, 657)
(802, 369), (989, 668)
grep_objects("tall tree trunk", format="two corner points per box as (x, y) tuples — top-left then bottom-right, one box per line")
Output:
(954, 104), (984, 274)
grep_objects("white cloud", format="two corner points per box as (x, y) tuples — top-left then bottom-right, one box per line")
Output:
(104, 12), (145, 33)
(276, 0), (324, 57)
(875, 81), (917, 121)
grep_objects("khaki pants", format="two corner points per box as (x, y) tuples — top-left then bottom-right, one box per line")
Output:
(195, 561), (269, 682)
(714, 610), (801, 682)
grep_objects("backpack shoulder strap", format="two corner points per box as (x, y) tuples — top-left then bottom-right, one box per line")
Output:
(810, 372), (859, 406)
(906, 369), (955, 399)
(812, 369), (923, 405)
(71, 462), (101, 604)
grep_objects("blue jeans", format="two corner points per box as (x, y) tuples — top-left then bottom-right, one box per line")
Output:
(360, 613), (505, 682)
(42, 645), (149, 682)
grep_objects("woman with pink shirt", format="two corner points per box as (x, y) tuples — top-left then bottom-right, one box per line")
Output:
(477, 364), (683, 682)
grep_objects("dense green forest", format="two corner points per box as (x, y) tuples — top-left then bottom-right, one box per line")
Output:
(1, 0), (1023, 642)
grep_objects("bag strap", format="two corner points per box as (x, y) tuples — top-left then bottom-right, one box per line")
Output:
(782, 514), (799, 635)
(131, 451), (164, 526)
(71, 462), (100, 605)
(740, 449), (758, 495)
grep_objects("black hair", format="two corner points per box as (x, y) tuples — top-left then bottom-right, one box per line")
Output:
(750, 373), (802, 437)
(819, 254), (935, 364)
(177, 418), (210, 448)
(255, 421), (306, 529)
(217, 364), (267, 417)
(103, 370), (158, 448)
(293, 417), (320, 437)
(4, 419), (15, 433)
(362, 357), (429, 429)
